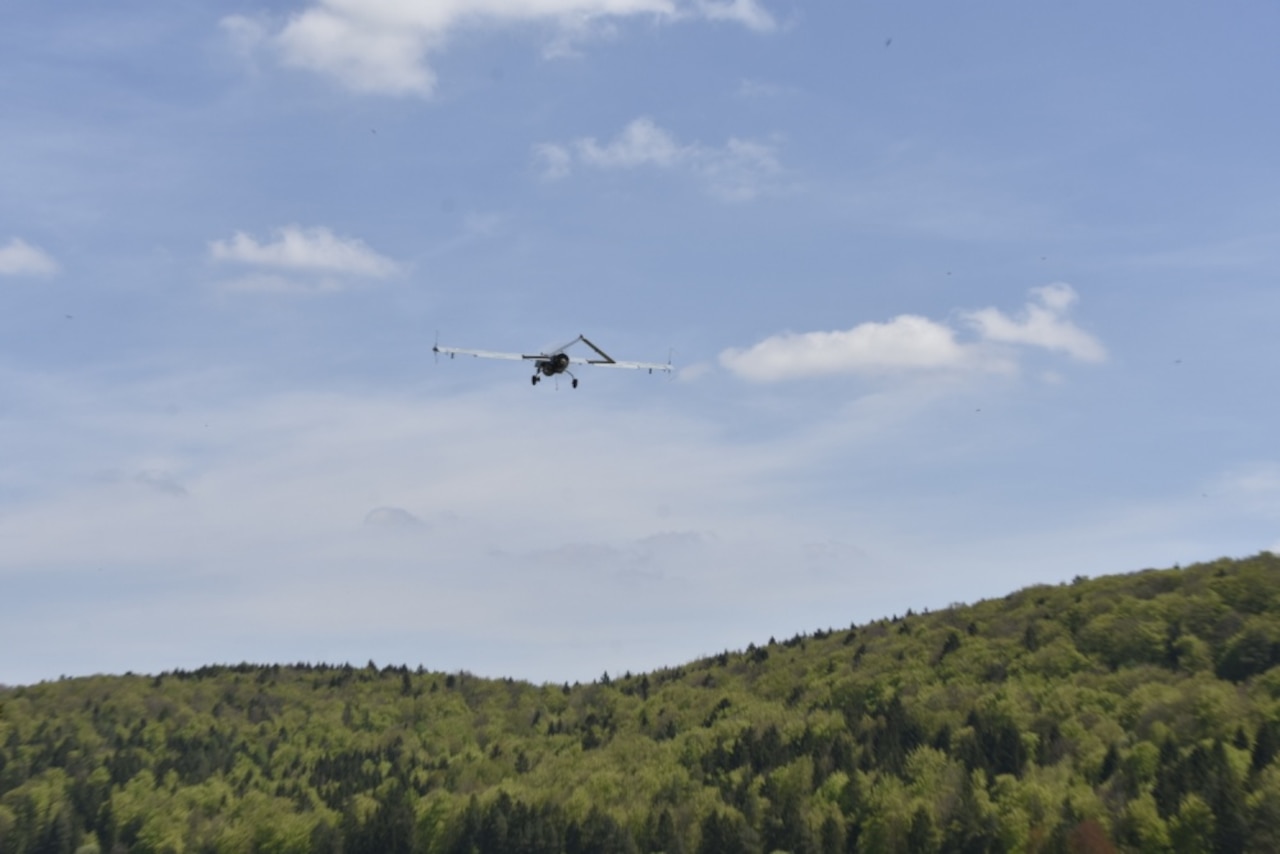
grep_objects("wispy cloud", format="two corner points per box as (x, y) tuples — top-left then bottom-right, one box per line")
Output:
(537, 117), (782, 201)
(721, 284), (1104, 382)
(576, 117), (690, 169)
(220, 14), (268, 70)
(1210, 462), (1280, 518)
(0, 350), (1259, 685)
(210, 225), (397, 276)
(963, 283), (1106, 363)
(133, 470), (189, 497)
(226, 0), (776, 97)
(209, 225), (398, 293)
(0, 237), (59, 277)
(534, 143), (574, 181)
(364, 506), (426, 530)
(1123, 234), (1280, 271)
(694, 0), (776, 30)
(0, 382), (798, 571)
(10, 361), (975, 686)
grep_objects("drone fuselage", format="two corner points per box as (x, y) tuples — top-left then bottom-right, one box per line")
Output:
(536, 353), (571, 376)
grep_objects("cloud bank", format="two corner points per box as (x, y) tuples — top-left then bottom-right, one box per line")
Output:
(0, 238), (59, 277)
(721, 284), (1105, 381)
(537, 117), (781, 201)
(226, 0), (776, 97)
(209, 225), (398, 293)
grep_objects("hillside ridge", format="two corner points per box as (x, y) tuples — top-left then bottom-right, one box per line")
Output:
(4, 551), (1280, 853)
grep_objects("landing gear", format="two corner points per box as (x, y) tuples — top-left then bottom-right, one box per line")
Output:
(532, 372), (576, 388)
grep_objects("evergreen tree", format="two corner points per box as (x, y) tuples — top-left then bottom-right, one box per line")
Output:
(649, 807), (683, 854)
(818, 815), (844, 854)
(696, 811), (755, 854)
(1153, 738), (1184, 819)
(906, 805), (937, 854)
(760, 790), (810, 854)
(1207, 741), (1247, 854)
(1254, 719), (1280, 772)
(1169, 794), (1214, 854)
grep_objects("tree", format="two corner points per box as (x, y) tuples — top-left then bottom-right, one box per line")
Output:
(1169, 794), (1214, 854)
(1215, 619), (1280, 682)
(566, 806), (635, 854)
(1065, 820), (1117, 854)
(868, 695), (922, 777)
(760, 789), (810, 854)
(1254, 719), (1280, 772)
(818, 814), (844, 854)
(696, 811), (754, 854)
(941, 772), (999, 854)
(906, 805), (938, 854)
(962, 708), (1025, 779)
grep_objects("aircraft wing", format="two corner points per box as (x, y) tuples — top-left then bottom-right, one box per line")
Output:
(433, 345), (536, 362)
(567, 356), (672, 372)
(572, 335), (672, 372)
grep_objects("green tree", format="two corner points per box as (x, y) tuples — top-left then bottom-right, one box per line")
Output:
(906, 805), (937, 854)
(1169, 794), (1214, 854)
(1254, 719), (1280, 773)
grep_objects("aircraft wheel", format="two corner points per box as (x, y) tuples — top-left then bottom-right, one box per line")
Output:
(531, 375), (539, 386)
(572, 379), (579, 389)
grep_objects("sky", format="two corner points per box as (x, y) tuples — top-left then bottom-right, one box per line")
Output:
(2, 1), (1278, 687)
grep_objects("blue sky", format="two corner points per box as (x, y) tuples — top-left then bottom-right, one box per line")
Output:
(2, 0), (1278, 686)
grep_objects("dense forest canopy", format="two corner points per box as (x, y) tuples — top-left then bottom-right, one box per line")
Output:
(5, 552), (1280, 853)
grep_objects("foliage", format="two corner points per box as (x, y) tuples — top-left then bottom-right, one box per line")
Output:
(3, 552), (1280, 852)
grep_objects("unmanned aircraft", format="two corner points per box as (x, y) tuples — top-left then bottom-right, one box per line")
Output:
(433, 334), (672, 388)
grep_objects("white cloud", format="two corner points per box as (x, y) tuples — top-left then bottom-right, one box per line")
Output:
(721, 315), (978, 382)
(697, 137), (782, 201)
(540, 16), (624, 59)
(209, 226), (398, 292)
(577, 117), (690, 169)
(676, 361), (714, 382)
(535, 143), (573, 180)
(721, 284), (1105, 382)
(963, 283), (1106, 363)
(540, 117), (781, 200)
(220, 14), (268, 65)
(0, 237), (59, 277)
(276, 8), (440, 96)
(694, 0), (775, 30)
(232, 0), (775, 97)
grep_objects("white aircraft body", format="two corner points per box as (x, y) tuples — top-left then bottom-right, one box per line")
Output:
(433, 334), (671, 388)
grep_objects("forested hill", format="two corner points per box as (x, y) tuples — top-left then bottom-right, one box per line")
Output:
(6, 554), (1280, 853)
